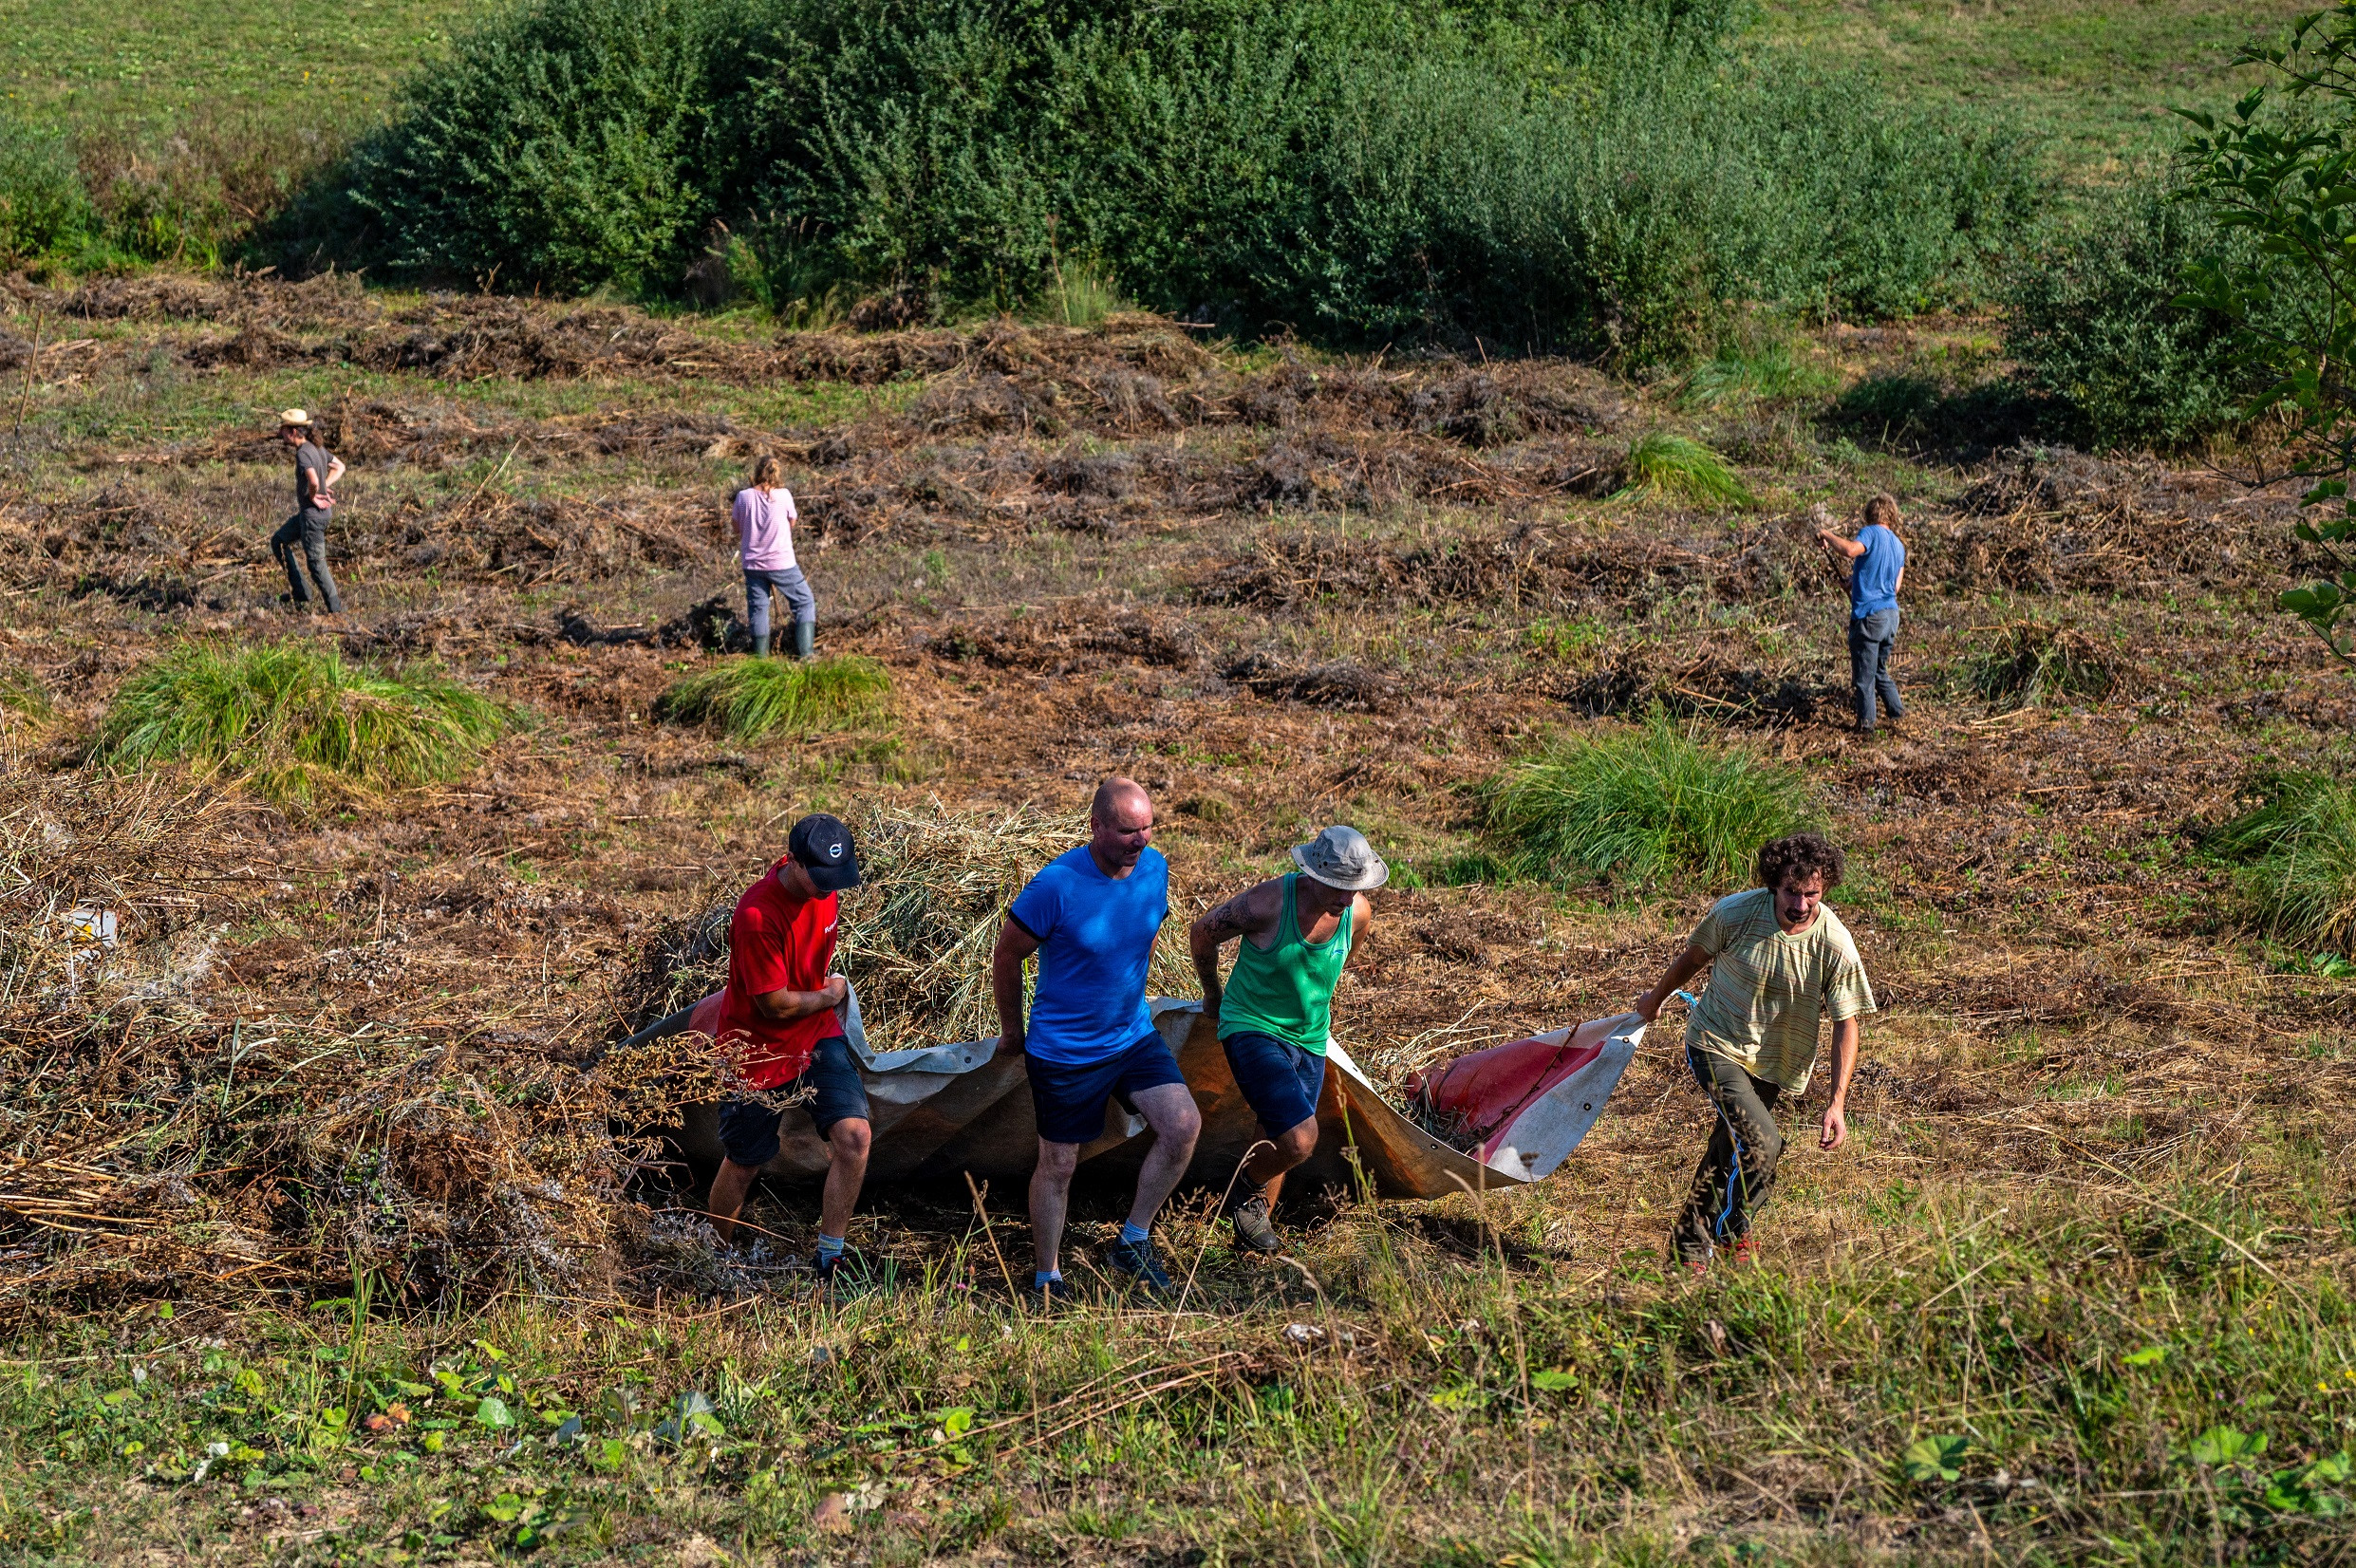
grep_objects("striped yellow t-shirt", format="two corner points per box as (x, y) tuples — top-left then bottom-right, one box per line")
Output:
(1684, 887), (1876, 1093)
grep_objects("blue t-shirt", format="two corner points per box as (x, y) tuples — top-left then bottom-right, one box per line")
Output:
(1006, 844), (1169, 1064)
(1849, 524), (1904, 619)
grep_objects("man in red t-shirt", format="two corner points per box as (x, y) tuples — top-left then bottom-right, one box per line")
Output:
(707, 813), (870, 1281)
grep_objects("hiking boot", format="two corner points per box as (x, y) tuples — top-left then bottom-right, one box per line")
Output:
(1105, 1236), (1174, 1294)
(1228, 1194), (1283, 1256)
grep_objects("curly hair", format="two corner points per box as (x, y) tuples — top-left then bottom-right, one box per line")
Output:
(1863, 494), (1900, 530)
(1756, 832), (1845, 891)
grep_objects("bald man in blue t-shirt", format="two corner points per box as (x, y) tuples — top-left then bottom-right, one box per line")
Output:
(1818, 494), (1908, 737)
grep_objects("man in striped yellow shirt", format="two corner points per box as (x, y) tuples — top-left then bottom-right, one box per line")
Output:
(1634, 833), (1875, 1272)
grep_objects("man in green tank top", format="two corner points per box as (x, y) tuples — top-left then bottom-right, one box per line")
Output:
(1188, 825), (1386, 1254)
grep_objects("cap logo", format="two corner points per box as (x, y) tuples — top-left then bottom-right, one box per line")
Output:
(828, 843), (843, 859)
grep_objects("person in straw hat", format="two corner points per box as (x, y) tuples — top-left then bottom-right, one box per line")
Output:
(1188, 824), (1385, 1255)
(271, 409), (346, 614)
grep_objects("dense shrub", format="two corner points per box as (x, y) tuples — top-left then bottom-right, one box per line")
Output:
(0, 120), (94, 262)
(327, 0), (2039, 359)
(2003, 176), (2293, 450)
(1483, 708), (1820, 888)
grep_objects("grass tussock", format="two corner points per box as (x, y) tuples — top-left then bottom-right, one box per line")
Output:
(2213, 772), (2356, 955)
(652, 656), (891, 743)
(1962, 620), (2120, 708)
(1484, 708), (1817, 888)
(95, 641), (510, 806)
(1612, 431), (1756, 508)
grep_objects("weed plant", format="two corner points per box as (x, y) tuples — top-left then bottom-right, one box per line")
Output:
(1960, 621), (2120, 709)
(1484, 708), (1817, 888)
(1611, 431), (1755, 507)
(2213, 771), (2356, 955)
(95, 641), (510, 807)
(652, 655), (891, 743)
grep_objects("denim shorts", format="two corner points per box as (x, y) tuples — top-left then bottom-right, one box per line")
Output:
(1221, 1030), (1328, 1133)
(1025, 1033), (1186, 1145)
(716, 1034), (869, 1166)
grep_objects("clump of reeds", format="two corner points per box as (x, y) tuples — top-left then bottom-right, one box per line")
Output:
(2212, 771), (2356, 956)
(1612, 431), (1755, 508)
(1483, 707), (1818, 888)
(652, 656), (891, 742)
(94, 641), (511, 807)
(1961, 620), (2120, 709)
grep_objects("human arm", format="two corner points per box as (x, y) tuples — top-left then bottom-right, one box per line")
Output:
(1820, 1016), (1859, 1149)
(1815, 529), (1865, 561)
(325, 455), (346, 493)
(990, 918), (1040, 1055)
(1633, 943), (1711, 1022)
(1186, 879), (1279, 1017)
(751, 974), (848, 1023)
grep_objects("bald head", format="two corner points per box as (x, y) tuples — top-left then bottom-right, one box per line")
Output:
(1087, 776), (1155, 877)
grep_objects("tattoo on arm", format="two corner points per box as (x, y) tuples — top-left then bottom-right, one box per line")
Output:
(1201, 893), (1257, 940)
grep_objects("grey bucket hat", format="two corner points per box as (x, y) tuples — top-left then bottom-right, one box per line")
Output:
(1291, 825), (1389, 891)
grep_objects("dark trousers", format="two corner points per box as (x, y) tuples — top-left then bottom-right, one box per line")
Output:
(744, 567), (814, 644)
(271, 509), (343, 612)
(1673, 1046), (1785, 1260)
(1847, 607), (1902, 730)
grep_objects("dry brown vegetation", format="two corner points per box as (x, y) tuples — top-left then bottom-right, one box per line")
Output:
(0, 280), (2349, 1562)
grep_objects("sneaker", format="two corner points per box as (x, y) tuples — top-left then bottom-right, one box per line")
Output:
(812, 1251), (844, 1286)
(1029, 1276), (1075, 1310)
(1677, 1250), (1711, 1277)
(1228, 1194), (1283, 1256)
(1105, 1236), (1174, 1294)
(1729, 1235), (1759, 1269)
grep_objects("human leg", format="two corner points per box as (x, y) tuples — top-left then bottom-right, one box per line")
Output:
(1847, 614), (1878, 732)
(802, 1036), (873, 1245)
(299, 511), (343, 613)
(271, 515), (311, 603)
(709, 1096), (786, 1244)
(1220, 1032), (1324, 1251)
(1027, 1139), (1082, 1276)
(1871, 608), (1904, 721)
(1670, 1048), (1785, 1264)
(1124, 1080), (1203, 1234)
(743, 570), (776, 656)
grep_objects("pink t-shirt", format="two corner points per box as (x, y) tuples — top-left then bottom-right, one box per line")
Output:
(733, 486), (799, 571)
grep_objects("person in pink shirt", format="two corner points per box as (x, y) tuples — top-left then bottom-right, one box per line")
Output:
(735, 456), (815, 658)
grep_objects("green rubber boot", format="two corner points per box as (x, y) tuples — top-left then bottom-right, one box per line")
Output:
(751, 632), (770, 658)
(791, 621), (815, 661)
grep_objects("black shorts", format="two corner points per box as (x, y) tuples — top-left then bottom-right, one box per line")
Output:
(1221, 1030), (1327, 1133)
(1026, 1033), (1186, 1146)
(716, 1034), (869, 1167)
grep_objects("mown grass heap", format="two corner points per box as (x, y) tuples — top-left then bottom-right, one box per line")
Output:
(1485, 707), (1817, 888)
(1611, 430), (1754, 507)
(2212, 771), (2356, 956)
(651, 655), (891, 743)
(95, 641), (511, 807)
(1959, 619), (2120, 709)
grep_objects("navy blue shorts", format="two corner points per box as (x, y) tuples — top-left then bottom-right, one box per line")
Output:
(1026, 1033), (1186, 1146)
(717, 1034), (869, 1167)
(1221, 1030), (1327, 1133)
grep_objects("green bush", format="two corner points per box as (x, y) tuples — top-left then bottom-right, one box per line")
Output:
(2212, 772), (2356, 956)
(2002, 175), (2293, 450)
(97, 641), (512, 806)
(653, 655), (892, 742)
(0, 120), (94, 262)
(1483, 708), (1819, 888)
(327, 0), (2039, 358)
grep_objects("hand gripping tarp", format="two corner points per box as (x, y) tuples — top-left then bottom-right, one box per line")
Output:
(638, 989), (1641, 1201)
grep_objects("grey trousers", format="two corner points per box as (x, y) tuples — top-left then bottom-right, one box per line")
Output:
(1848, 607), (1902, 730)
(744, 567), (814, 643)
(271, 509), (344, 612)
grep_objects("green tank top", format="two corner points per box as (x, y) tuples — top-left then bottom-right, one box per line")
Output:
(1217, 874), (1352, 1056)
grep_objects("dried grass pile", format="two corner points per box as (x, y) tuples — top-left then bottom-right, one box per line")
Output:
(0, 771), (720, 1321)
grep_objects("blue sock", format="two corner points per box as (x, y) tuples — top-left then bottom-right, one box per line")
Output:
(815, 1234), (846, 1263)
(1033, 1269), (1062, 1288)
(1119, 1222), (1150, 1245)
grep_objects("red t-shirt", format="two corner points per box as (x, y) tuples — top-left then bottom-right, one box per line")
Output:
(714, 863), (844, 1088)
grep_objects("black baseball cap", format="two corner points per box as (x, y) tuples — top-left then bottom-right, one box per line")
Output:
(788, 812), (861, 891)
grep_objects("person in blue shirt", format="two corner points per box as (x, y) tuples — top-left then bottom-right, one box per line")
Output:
(1817, 494), (1908, 737)
(991, 777), (1200, 1302)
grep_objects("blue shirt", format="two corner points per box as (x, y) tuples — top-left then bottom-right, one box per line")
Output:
(1007, 844), (1169, 1064)
(1849, 524), (1904, 619)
